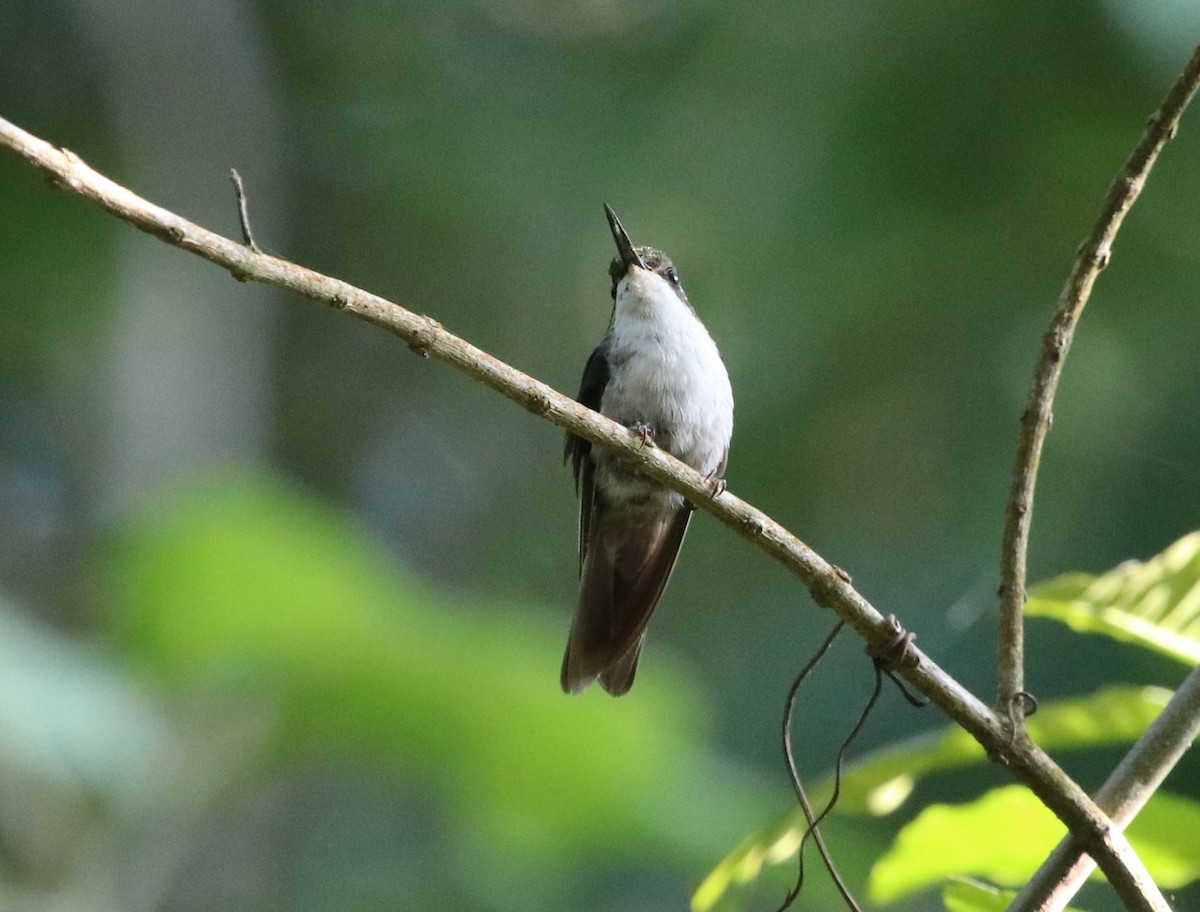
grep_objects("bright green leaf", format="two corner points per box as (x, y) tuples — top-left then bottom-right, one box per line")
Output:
(1027, 532), (1200, 663)
(870, 786), (1200, 903)
(693, 685), (1171, 910)
(870, 786), (1062, 902)
(1126, 791), (1200, 887)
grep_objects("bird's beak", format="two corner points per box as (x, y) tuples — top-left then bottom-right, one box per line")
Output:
(604, 205), (647, 272)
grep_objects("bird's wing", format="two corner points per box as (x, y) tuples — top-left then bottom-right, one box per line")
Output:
(564, 338), (610, 570)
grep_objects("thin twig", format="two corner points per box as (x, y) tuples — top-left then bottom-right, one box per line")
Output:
(1011, 662), (1200, 912)
(785, 659), (885, 912)
(777, 621), (854, 912)
(0, 114), (1172, 912)
(228, 168), (260, 252)
(997, 43), (1200, 734)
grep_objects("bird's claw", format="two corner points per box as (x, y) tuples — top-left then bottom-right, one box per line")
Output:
(630, 422), (656, 447)
(706, 474), (727, 497)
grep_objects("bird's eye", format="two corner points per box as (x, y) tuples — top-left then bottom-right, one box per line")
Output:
(665, 267), (680, 286)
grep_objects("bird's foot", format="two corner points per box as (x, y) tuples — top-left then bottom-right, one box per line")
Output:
(630, 422), (656, 447)
(706, 473), (727, 497)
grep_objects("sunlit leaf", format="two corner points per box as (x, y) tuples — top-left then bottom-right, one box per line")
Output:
(1027, 532), (1200, 663)
(1127, 791), (1200, 887)
(870, 786), (1200, 903)
(692, 685), (1171, 910)
(690, 824), (802, 912)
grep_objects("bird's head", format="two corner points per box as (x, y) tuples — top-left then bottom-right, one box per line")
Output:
(604, 205), (690, 309)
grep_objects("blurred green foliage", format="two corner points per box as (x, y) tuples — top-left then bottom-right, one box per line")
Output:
(2, 1), (1200, 910)
(103, 472), (768, 870)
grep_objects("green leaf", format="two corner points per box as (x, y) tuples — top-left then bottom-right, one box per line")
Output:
(692, 685), (1171, 910)
(1126, 791), (1200, 887)
(941, 877), (1090, 912)
(1027, 531), (1200, 664)
(941, 878), (1012, 912)
(870, 786), (1200, 903)
(690, 823), (803, 912)
(870, 786), (1062, 902)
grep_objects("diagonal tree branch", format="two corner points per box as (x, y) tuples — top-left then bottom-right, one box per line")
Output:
(1011, 662), (1200, 912)
(0, 115), (1177, 912)
(997, 43), (1200, 733)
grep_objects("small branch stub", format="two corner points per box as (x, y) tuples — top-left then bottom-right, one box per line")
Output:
(229, 168), (261, 253)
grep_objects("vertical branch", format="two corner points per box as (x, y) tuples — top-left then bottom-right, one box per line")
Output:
(997, 44), (1200, 731)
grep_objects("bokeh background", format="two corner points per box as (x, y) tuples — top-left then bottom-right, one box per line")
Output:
(2, 2), (1199, 910)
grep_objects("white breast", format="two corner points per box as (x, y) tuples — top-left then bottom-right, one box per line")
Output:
(601, 267), (733, 477)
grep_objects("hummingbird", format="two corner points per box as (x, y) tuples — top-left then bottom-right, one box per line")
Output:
(561, 206), (734, 695)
